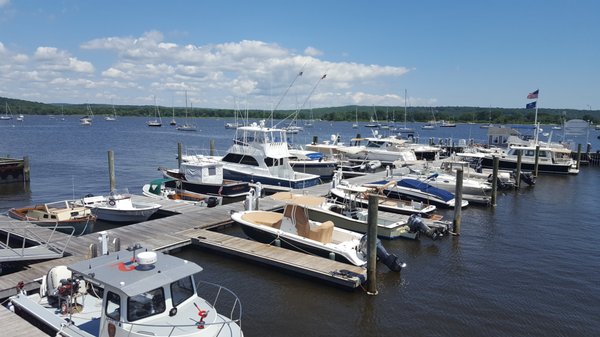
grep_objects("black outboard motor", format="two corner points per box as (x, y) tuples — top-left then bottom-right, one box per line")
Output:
(520, 172), (536, 186)
(206, 196), (219, 208)
(408, 214), (438, 240)
(359, 235), (407, 272)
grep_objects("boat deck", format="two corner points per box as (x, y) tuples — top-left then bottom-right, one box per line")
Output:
(0, 174), (388, 299)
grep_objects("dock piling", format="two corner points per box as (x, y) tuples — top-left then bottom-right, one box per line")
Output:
(534, 145), (540, 177)
(108, 150), (116, 192)
(210, 139), (215, 156)
(516, 151), (522, 188)
(576, 144), (582, 170)
(23, 156), (30, 182)
(491, 156), (499, 207)
(367, 193), (378, 295)
(453, 168), (463, 234)
(178, 142), (183, 169)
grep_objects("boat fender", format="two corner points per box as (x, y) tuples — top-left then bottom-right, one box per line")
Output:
(108, 199), (116, 206)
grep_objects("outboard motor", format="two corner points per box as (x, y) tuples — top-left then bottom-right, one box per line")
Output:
(206, 196), (219, 208)
(407, 214), (438, 240)
(520, 172), (536, 186)
(359, 235), (407, 272)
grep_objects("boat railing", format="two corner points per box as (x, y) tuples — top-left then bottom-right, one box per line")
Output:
(117, 280), (242, 336)
(0, 220), (75, 262)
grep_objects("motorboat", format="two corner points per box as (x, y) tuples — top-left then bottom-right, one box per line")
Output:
(365, 178), (469, 209)
(7, 200), (96, 235)
(270, 191), (450, 240)
(287, 146), (337, 179)
(160, 155), (250, 198)
(335, 132), (424, 166)
(9, 244), (243, 337)
(231, 198), (406, 271)
(218, 121), (321, 192)
(79, 189), (161, 223)
(142, 178), (222, 207)
(478, 142), (578, 174)
(329, 176), (438, 217)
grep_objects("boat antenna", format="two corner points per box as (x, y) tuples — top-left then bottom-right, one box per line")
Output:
(275, 72), (327, 128)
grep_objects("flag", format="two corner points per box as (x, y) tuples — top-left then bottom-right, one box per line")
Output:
(321, 74), (327, 79)
(527, 89), (539, 99)
(298, 71), (303, 76)
(526, 101), (537, 109)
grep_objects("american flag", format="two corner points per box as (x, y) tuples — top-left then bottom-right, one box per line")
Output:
(527, 90), (539, 99)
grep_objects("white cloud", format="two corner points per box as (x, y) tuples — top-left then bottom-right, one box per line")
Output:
(3, 31), (414, 108)
(0, 0), (10, 8)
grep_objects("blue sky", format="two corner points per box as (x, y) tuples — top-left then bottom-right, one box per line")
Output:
(0, 0), (598, 110)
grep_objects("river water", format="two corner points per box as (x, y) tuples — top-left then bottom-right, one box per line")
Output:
(1, 116), (599, 336)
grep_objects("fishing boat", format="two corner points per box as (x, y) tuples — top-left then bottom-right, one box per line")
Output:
(270, 191), (450, 240)
(159, 155), (250, 198)
(218, 121), (321, 192)
(79, 189), (161, 223)
(9, 245), (243, 337)
(287, 146), (338, 179)
(231, 195), (406, 271)
(142, 178), (222, 207)
(7, 200), (96, 235)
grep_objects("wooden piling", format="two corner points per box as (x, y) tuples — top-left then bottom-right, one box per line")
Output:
(23, 156), (30, 182)
(491, 156), (499, 207)
(312, 136), (318, 145)
(178, 142), (183, 169)
(108, 150), (116, 192)
(210, 139), (216, 156)
(453, 168), (463, 234)
(576, 144), (582, 170)
(516, 151), (522, 188)
(367, 193), (379, 295)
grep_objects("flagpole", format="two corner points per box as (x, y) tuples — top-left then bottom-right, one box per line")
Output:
(534, 94), (539, 144)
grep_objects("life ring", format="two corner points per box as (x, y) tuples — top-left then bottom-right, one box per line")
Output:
(108, 200), (116, 206)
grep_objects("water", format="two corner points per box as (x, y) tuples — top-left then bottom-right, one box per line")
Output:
(1, 116), (599, 336)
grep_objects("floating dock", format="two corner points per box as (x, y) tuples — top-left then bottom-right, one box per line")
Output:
(0, 175), (381, 300)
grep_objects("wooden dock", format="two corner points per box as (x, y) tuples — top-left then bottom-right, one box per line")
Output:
(0, 304), (48, 337)
(0, 177), (378, 299)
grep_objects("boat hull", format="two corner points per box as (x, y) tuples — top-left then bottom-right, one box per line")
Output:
(91, 203), (160, 223)
(239, 223), (359, 265)
(223, 167), (321, 190)
(480, 156), (575, 174)
(7, 209), (95, 235)
(163, 175), (250, 198)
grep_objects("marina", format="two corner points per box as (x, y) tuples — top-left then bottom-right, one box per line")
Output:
(1, 116), (599, 336)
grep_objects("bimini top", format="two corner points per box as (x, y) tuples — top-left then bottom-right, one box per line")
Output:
(69, 245), (203, 297)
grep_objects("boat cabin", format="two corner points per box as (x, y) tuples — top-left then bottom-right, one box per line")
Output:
(26, 201), (92, 221)
(180, 159), (224, 185)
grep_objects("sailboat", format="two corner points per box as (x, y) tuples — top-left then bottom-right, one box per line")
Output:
(80, 104), (93, 126)
(480, 106), (494, 128)
(105, 104), (117, 121)
(365, 106), (380, 128)
(169, 105), (177, 126)
(421, 107), (437, 130)
(352, 106), (359, 129)
(397, 89), (414, 133)
(1, 101), (13, 120)
(147, 96), (162, 127)
(177, 92), (197, 131)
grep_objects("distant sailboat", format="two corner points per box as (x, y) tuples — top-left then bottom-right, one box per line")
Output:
(80, 104), (93, 126)
(169, 106), (177, 126)
(397, 89), (414, 133)
(105, 104), (117, 121)
(147, 96), (162, 127)
(421, 106), (437, 130)
(1, 102), (13, 120)
(177, 91), (197, 131)
(352, 106), (359, 129)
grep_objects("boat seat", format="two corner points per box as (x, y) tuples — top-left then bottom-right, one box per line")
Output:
(307, 221), (334, 244)
(241, 211), (283, 229)
(284, 204), (311, 237)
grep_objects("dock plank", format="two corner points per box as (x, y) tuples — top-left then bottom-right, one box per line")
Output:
(0, 305), (49, 337)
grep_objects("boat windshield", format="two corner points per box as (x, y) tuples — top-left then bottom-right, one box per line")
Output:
(127, 287), (166, 321)
(171, 276), (194, 307)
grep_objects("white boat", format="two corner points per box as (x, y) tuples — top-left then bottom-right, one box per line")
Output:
(335, 132), (424, 166)
(147, 96), (162, 127)
(1, 101), (13, 120)
(231, 199), (406, 271)
(218, 121), (321, 192)
(329, 178), (438, 216)
(288, 146), (337, 179)
(170, 106), (177, 126)
(177, 92), (197, 131)
(16, 114), (24, 122)
(80, 104), (94, 126)
(364, 178), (470, 209)
(80, 189), (161, 223)
(9, 246), (243, 337)
(270, 191), (450, 240)
(105, 104), (117, 121)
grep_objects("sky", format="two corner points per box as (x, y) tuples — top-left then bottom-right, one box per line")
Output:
(0, 0), (599, 111)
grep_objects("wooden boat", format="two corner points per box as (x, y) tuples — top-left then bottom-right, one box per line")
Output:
(79, 189), (161, 223)
(7, 200), (96, 235)
(142, 178), (222, 207)
(9, 245), (243, 337)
